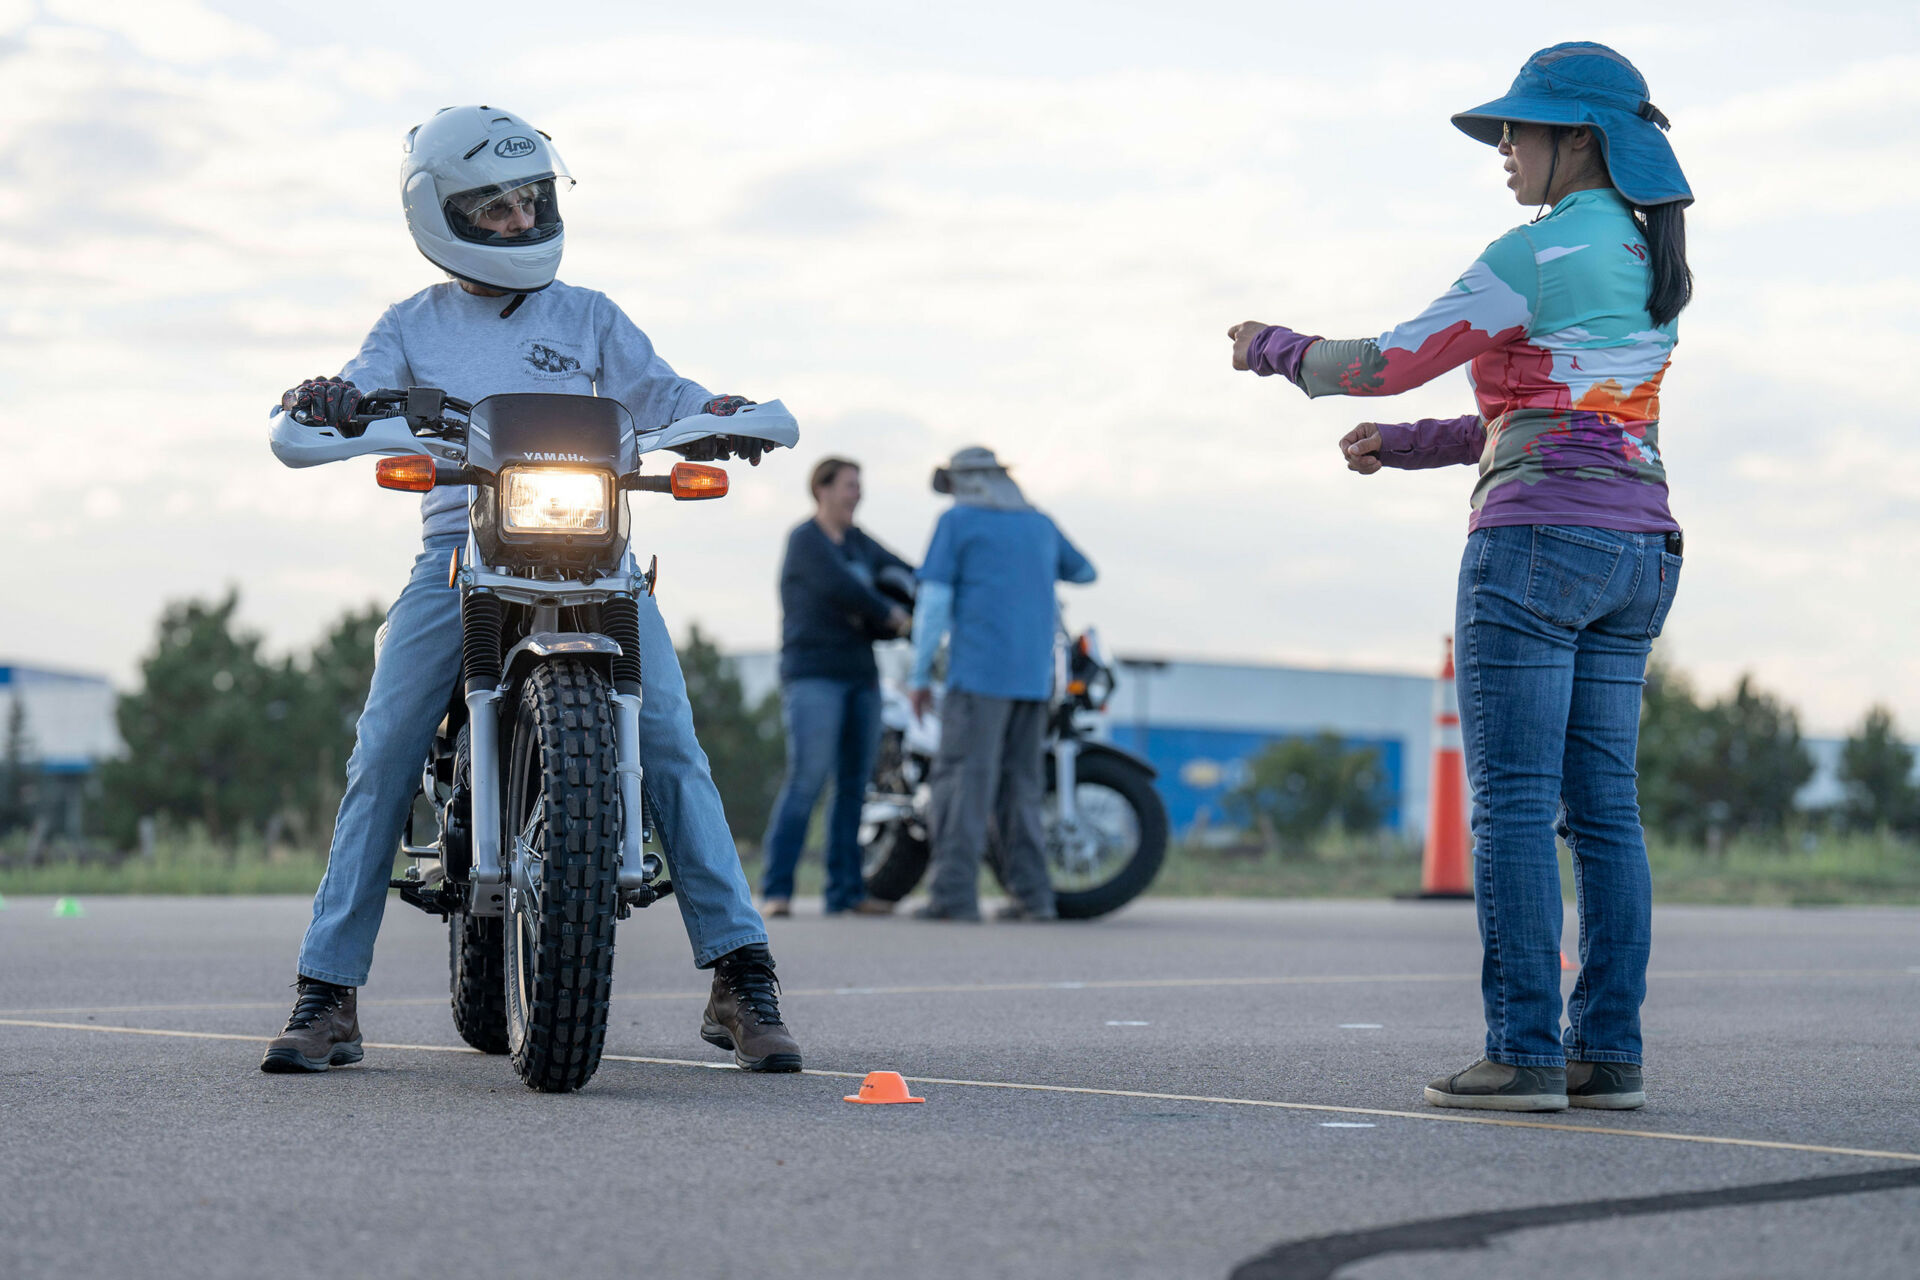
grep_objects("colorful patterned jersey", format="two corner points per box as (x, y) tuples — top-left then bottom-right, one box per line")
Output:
(1251, 187), (1678, 532)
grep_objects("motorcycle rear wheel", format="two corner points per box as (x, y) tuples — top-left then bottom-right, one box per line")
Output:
(860, 751), (1168, 917)
(502, 659), (621, 1092)
(861, 818), (930, 904)
(449, 908), (509, 1053)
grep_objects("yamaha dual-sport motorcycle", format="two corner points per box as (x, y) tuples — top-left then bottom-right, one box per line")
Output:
(272, 387), (796, 1092)
(861, 625), (1169, 918)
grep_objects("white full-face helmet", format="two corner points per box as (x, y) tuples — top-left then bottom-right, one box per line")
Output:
(400, 105), (573, 293)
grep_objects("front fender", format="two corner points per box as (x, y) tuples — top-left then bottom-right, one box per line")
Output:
(1052, 738), (1158, 779)
(500, 631), (622, 690)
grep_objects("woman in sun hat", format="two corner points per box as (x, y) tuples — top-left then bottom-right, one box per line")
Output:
(1228, 42), (1693, 1113)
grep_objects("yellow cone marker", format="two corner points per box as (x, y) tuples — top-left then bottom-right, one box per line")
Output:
(52, 897), (83, 918)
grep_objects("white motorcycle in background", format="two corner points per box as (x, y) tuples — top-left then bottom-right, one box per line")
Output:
(272, 386), (797, 1092)
(860, 624), (1169, 918)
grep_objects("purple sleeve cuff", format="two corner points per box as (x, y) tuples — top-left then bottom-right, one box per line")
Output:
(1245, 325), (1323, 383)
(1376, 415), (1486, 469)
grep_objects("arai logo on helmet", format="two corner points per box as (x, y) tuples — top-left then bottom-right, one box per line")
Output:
(494, 136), (536, 159)
(524, 452), (590, 462)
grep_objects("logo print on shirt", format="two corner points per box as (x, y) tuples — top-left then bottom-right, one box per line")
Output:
(1624, 242), (1648, 262)
(494, 136), (536, 159)
(525, 343), (581, 375)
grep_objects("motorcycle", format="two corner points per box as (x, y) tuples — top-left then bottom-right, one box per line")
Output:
(860, 624), (1169, 918)
(272, 386), (796, 1091)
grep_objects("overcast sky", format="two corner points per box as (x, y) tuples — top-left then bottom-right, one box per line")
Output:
(2, 0), (1916, 734)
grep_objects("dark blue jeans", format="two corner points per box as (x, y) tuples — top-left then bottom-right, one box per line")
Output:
(760, 676), (882, 911)
(1456, 524), (1682, 1068)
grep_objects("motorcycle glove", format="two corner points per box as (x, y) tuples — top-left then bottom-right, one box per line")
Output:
(290, 376), (364, 435)
(677, 397), (764, 465)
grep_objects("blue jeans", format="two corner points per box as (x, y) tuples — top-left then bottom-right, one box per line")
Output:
(760, 677), (882, 911)
(297, 535), (767, 986)
(1456, 524), (1682, 1068)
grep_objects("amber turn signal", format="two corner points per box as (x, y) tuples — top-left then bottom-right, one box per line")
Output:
(375, 454), (437, 492)
(669, 462), (728, 500)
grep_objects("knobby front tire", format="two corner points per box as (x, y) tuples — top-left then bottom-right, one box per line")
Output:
(502, 659), (621, 1093)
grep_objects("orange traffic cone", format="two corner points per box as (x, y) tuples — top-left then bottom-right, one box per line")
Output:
(843, 1071), (925, 1104)
(1418, 636), (1473, 899)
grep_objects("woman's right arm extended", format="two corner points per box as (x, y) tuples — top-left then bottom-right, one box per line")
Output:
(1242, 227), (1538, 400)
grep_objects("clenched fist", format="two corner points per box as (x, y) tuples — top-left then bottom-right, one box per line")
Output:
(1338, 422), (1384, 475)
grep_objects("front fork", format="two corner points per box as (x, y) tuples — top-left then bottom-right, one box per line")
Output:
(611, 691), (664, 899)
(463, 685), (509, 916)
(1053, 735), (1081, 835)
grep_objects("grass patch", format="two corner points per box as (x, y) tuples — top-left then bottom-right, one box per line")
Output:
(1150, 830), (1920, 906)
(8, 828), (1917, 908)
(0, 829), (349, 897)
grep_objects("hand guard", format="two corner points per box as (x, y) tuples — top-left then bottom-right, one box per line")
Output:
(676, 395), (765, 465)
(288, 376), (364, 434)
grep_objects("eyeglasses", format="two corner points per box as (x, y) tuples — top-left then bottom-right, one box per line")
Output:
(1500, 121), (1519, 147)
(472, 192), (541, 222)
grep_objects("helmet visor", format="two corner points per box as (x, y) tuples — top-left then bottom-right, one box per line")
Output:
(444, 169), (570, 246)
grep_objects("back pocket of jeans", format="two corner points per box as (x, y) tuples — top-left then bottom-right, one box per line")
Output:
(1522, 526), (1623, 627)
(1647, 552), (1682, 638)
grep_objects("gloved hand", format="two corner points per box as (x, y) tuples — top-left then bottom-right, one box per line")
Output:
(702, 394), (755, 417)
(674, 435), (768, 466)
(675, 397), (766, 466)
(286, 376), (363, 434)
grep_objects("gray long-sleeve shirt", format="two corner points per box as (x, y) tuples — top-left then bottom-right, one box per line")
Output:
(336, 280), (714, 539)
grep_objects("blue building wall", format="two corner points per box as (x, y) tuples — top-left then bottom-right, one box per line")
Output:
(1111, 722), (1405, 833)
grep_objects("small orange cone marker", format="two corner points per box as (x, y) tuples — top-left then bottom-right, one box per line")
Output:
(1560, 950), (1575, 972)
(844, 1071), (925, 1104)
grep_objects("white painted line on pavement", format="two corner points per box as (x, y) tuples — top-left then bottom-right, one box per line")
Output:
(8, 1016), (1920, 1168)
(1321, 1122), (1377, 1128)
(1339, 1023), (1384, 1029)
(2, 967), (1912, 1020)
(1105, 1020), (1151, 1026)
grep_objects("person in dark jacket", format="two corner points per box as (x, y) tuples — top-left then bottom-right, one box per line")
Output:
(760, 457), (914, 916)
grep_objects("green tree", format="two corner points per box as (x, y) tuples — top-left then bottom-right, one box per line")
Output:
(1226, 731), (1386, 857)
(1839, 705), (1918, 835)
(1, 696), (37, 835)
(675, 623), (784, 842)
(99, 590), (305, 845)
(284, 603), (384, 845)
(1638, 661), (1814, 845)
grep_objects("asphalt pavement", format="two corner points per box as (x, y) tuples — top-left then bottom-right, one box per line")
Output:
(2, 894), (1917, 1279)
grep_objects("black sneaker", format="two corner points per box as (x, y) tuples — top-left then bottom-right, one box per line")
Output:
(701, 944), (802, 1073)
(260, 977), (363, 1073)
(1566, 1061), (1646, 1109)
(1424, 1058), (1568, 1111)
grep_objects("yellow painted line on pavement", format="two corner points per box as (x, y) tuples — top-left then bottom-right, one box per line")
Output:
(2, 965), (1909, 1019)
(6, 1016), (1919, 1167)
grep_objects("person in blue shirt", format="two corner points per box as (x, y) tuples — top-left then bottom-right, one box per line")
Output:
(761, 457), (914, 918)
(908, 447), (1097, 921)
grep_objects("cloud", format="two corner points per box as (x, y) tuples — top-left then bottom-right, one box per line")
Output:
(2, 5), (1918, 738)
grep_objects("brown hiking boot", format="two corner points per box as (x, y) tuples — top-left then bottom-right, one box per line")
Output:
(701, 944), (802, 1072)
(260, 977), (362, 1073)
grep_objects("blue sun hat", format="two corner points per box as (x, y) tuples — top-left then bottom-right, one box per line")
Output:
(1453, 42), (1692, 208)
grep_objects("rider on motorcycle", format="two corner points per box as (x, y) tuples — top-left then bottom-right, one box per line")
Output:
(261, 106), (801, 1075)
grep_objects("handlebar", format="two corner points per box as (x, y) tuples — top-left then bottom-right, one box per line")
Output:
(279, 386), (473, 438)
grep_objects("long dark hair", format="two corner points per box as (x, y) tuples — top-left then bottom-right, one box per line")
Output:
(1538, 126), (1693, 327)
(1636, 201), (1692, 326)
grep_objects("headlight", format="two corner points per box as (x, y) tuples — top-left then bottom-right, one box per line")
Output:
(501, 467), (611, 535)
